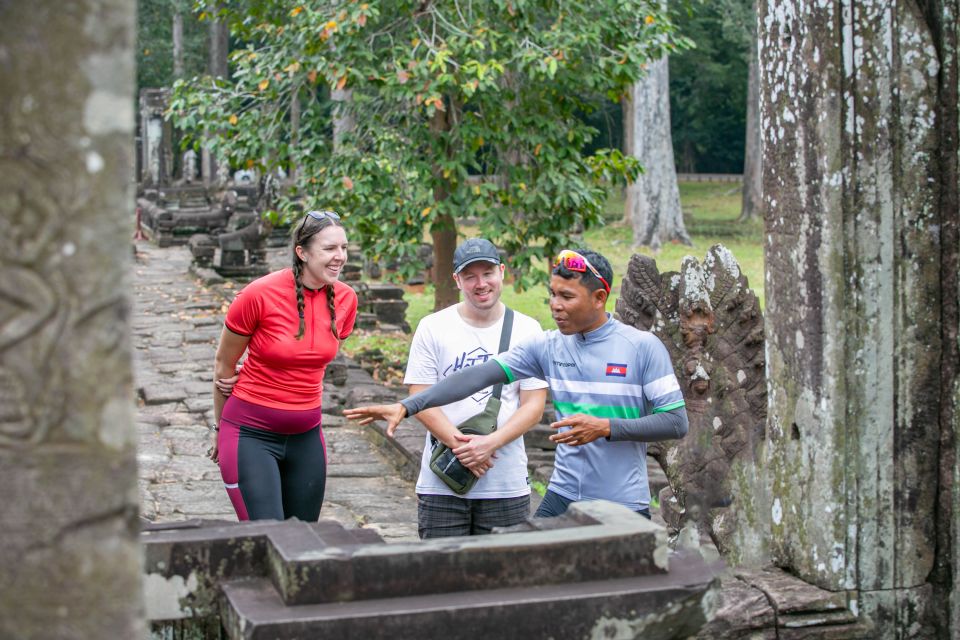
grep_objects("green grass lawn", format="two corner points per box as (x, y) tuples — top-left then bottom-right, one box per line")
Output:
(342, 180), (764, 378)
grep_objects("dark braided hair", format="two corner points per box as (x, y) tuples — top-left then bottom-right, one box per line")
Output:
(292, 210), (346, 340)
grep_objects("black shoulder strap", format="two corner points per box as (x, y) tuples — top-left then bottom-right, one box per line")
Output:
(491, 307), (514, 400)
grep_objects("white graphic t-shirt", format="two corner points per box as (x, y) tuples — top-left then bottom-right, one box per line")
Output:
(403, 305), (548, 498)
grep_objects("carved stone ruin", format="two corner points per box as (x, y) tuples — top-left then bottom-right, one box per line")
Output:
(138, 187), (233, 247)
(0, 1), (145, 636)
(341, 244), (411, 332)
(616, 244), (765, 562)
(758, 2), (958, 637)
(182, 191), (271, 279)
(142, 501), (719, 639)
(139, 88), (173, 188)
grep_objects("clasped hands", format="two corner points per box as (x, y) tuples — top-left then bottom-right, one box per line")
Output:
(342, 404), (498, 478)
(343, 404), (610, 466)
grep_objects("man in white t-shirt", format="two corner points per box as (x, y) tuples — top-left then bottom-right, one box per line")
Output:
(404, 238), (548, 538)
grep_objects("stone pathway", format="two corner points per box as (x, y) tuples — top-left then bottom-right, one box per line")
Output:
(132, 241), (418, 542)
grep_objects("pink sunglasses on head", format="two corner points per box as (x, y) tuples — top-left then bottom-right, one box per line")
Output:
(553, 249), (610, 293)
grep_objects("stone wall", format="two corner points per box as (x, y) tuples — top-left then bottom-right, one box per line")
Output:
(760, 1), (958, 636)
(0, 1), (144, 638)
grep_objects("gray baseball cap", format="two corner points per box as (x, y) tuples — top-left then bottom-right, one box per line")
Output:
(453, 238), (501, 274)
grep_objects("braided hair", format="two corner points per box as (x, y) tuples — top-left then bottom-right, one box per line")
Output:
(292, 210), (346, 341)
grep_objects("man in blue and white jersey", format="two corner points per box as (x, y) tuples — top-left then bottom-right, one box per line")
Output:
(346, 248), (687, 519)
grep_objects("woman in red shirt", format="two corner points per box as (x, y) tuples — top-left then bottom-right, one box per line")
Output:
(209, 210), (357, 521)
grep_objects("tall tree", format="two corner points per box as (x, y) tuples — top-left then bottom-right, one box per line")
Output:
(738, 9), (760, 221)
(203, 2), (230, 186)
(170, 0), (688, 309)
(624, 52), (692, 249)
(734, 0), (761, 221)
(0, 1), (144, 637)
(173, 10), (184, 79)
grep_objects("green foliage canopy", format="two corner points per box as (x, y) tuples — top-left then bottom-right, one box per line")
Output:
(170, 0), (690, 289)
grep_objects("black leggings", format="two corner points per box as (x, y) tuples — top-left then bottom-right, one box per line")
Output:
(225, 425), (327, 521)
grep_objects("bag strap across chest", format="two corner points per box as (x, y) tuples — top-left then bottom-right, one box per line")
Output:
(489, 307), (514, 400)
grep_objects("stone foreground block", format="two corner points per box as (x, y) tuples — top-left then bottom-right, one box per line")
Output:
(143, 501), (720, 639)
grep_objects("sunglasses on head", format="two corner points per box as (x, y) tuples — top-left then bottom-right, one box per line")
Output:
(553, 249), (611, 293)
(305, 210), (341, 222)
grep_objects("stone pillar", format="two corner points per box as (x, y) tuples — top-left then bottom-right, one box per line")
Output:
(138, 88), (172, 187)
(0, 1), (144, 638)
(761, 1), (957, 637)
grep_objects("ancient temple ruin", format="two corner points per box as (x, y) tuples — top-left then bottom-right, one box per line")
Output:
(142, 501), (718, 638)
(2, 1), (958, 639)
(616, 244), (766, 561)
(613, 3), (960, 638)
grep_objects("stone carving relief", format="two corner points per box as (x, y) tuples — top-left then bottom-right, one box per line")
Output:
(616, 244), (765, 556)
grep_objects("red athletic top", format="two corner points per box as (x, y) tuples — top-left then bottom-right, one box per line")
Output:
(225, 269), (358, 410)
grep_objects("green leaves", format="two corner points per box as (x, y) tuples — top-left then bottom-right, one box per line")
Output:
(169, 0), (690, 291)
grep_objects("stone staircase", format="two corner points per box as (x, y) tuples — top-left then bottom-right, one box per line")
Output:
(143, 502), (720, 639)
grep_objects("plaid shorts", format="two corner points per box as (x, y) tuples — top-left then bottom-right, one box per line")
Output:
(417, 493), (531, 539)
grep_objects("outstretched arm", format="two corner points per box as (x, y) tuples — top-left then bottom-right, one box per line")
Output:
(409, 383), (494, 478)
(344, 360), (509, 435)
(400, 360), (507, 415)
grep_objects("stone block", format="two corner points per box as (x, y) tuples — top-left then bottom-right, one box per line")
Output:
(222, 549), (716, 640)
(363, 283), (406, 301)
(364, 299), (408, 325)
(267, 501), (669, 606)
(738, 567), (847, 615)
(356, 312), (378, 329)
(325, 358), (348, 386)
(344, 384), (401, 408)
(695, 576), (775, 638)
(141, 384), (188, 405)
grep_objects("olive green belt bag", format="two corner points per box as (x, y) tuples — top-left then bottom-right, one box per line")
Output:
(428, 308), (514, 495)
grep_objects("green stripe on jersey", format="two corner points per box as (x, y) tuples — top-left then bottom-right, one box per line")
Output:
(653, 400), (686, 413)
(494, 358), (516, 383)
(553, 401), (644, 419)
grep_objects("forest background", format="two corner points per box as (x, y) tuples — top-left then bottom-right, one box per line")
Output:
(136, 0), (762, 376)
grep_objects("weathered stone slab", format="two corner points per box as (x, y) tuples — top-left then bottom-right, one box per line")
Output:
(222, 564), (714, 640)
(184, 397), (214, 413)
(739, 568), (846, 615)
(141, 385), (188, 405)
(695, 576), (775, 638)
(268, 502), (669, 606)
(759, 9), (951, 635)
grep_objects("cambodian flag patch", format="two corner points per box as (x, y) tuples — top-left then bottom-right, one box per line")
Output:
(605, 363), (628, 377)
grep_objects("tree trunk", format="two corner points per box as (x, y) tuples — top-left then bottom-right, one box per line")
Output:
(203, 3), (229, 186)
(429, 104), (459, 311)
(289, 83), (300, 181)
(172, 9), (184, 80)
(207, 5), (228, 78)
(621, 93), (634, 226)
(331, 88), (354, 154)
(0, 2), (144, 638)
(738, 0), (761, 222)
(623, 56), (691, 249)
